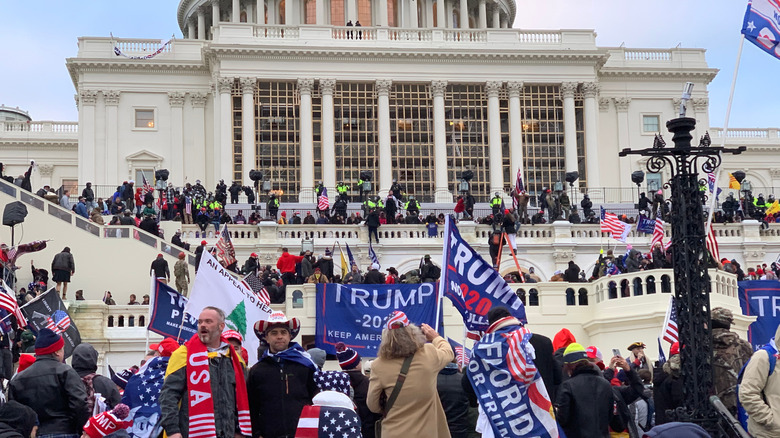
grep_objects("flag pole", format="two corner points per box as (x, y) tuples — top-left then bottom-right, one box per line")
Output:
(435, 216), (452, 332)
(147, 275), (155, 351)
(503, 234), (524, 282)
(705, 34), (746, 237)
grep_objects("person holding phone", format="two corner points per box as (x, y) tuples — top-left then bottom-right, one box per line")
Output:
(626, 342), (650, 371)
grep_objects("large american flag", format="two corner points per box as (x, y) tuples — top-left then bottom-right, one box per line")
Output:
(241, 272), (271, 306)
(662, 296), (679, 344)
(317, 187), (329, 211)
(45, 309), (71, 334)
(215, 226), (236, 267)
(141, 174), (154, 196)
(295, 405), (362, 438)
(600, 207), (631, 242)
(706, 221), (720, 262)
(512, 167), (524, 210)
(0, 281), (27, 327)
(651, 217), (665, 248)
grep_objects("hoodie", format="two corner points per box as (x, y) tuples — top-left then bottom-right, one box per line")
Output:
(0, 401), (38, 438)
(553, 328), (576, 352)
(71, 343), (122, 409)
(642, 422), (710, 437)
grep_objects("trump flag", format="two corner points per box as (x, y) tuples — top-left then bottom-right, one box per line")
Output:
(440, 216), (526, 332)
(742, 0), (780, 60)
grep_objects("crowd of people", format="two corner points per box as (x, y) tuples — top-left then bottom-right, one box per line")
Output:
(3, 303), (775, 438)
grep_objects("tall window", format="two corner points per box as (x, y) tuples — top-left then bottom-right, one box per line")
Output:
(445, 84), (489, 201)
(334, 83), (378, 191)
(331, 0), (345, 25)
(231, 80), (244, 182)
(256, 82), (300, 202)
(305, 0), (317, 23)
(358, 0), (372, 25)
(390, 84), (434, 201)
(387, 0), (397, 26)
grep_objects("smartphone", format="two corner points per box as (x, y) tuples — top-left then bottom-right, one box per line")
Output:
(612, 348), (621, 358)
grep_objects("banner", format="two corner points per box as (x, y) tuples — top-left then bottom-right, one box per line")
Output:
(315, 283), (438, 356)
(148, 280), (197, 341)
(738, 279), (780, 350)
(185, 251), (273, 364)
(21, 288), (81, 358)
(742, 0), (780, 60)
(440, 217), (527, 332)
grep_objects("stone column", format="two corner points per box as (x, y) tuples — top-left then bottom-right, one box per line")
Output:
(320, 79), (336, 195)
(198, 10), (206, 39)
(316, 0), (326, 24)
(267, 0), (277, 24)
(615, 97), (631, 192)
(104, 91), (120, 185)
(377, 80), (393, 197)
(409, 0), (419, 28)
(486, 81), (503, 196)
(507, 82), (523, 190)
(241, 78), (257, 184)
(188, 20), (196, 39)
(190, 92), (208, 185)
(169, 92), (186, 185)
(218, 77), (234, 183)
(285, 0), (294, 24)
(436, 0), (445, 27)
(78, 90), (98, 185)
(583, 82), (600, 187)
(459, 0), (468, 28)
(561, 82), (578, 181)
(233, 0), (241, 22)
(257, 0), (264, 23)
(426, 0), (434, 28)
(478, 0), (486, 28)
(213, 0), (221, 26)
(380, 0), (389, 26)
(298, 78), (315, 202)
(491, 3), (499, 28)
(431, 80), (451, 202)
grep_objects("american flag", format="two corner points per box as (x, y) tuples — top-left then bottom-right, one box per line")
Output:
(185, 196), (192, 215)
(317, 187), (329, 211)
(0, 281), (27, 327)
(651, 217), (665, 248)
(295, 405), (362, 438)
(45, 309), (71, 334)
(513, 167), (524, 210)
(215, 226), (236, 267)
(368, 242), (380, 269)
(705, 221), (720, 262)
(600, 207), (632, 242)
(241, 272), (271, 305)
(447, 338), (472, 366)
(141, 174), (154, 196)
(662, 296), (679, 344)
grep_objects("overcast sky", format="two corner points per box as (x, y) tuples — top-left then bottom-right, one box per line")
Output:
(0, 0), (773, 129)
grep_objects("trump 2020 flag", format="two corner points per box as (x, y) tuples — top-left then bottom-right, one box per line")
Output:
(21, 288), (81, 358)
(186, 251), (273, 364)
(440, 216), (526, 331)
(148, 280), (197, 342)
(742, 0), (780, 60)
(467, 324), (558, 437)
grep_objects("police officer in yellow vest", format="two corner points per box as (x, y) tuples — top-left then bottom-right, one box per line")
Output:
(490, 193), (503, 215)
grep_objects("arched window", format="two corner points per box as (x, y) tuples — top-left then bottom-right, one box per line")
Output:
(516, 288), (526, 305)
(646, 276), (656, 294)
(451, 8), (460, 28)
(565, 288), (575, 306)
(661, 275), (672, 293)
(608, 281), (617, 299)
(577, 288), (588, 305)
(241, 10), (248, 22)
(529, 289), (539, 306)
(633, 277), (643, 296)
(292, 290), (304, 308)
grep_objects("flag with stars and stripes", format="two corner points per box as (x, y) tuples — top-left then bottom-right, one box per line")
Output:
(662, 296), (679, 344)
(241, 272), (271, 306)
(742, 0), (780, 60)
(447, 338), (472, 367)
(600, 207), (632, 242)
(313, 370), (351, 395)
(0, 280), (27, 328)
(215, 226), (237, 268)
(295, 404), (362, 438)
(513, 167), (525, 210)
(141, 174), (154, 197)
(651, 217), (665, 248)
(317, 187), (330, 211)
(706, 221), (720, 262)
(45, 310), (71, 334)
(121, 355), (169, 438)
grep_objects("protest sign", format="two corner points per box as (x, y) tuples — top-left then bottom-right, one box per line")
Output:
(738, 279), (780, 350)
(186, 251), (272, 364)
(148, 280), (197, 341)
(315, 282), (438, 356)
(440, 217), (527, 331)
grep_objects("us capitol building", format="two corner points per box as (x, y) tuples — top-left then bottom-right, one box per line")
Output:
(0, 0), (778, 367)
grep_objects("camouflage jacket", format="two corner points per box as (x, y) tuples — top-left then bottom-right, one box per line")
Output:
(712, 328), (754, 415)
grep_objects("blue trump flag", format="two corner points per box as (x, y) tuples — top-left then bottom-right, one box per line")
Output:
(738, 279), (780, 350)
(636, 216), (655, 234)
(440, 216), (526, 331)
(742, 0), (780, 60)
(315, 282), (438, 356)
(148, 280), (197, 341)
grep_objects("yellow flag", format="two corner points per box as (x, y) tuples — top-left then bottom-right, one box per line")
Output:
(340, 249), (348, 277)
(728, 173), (740, 190)
(767, 200), (780, 216)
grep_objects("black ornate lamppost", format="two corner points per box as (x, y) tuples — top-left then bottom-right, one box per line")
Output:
(619, 84), (745, 432)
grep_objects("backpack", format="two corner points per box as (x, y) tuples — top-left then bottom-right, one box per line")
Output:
(736, 343), (777, 430)
(81, 373), (97, 413)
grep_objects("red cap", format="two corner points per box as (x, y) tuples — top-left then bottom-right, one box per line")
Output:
(157, 338), (180, 357)
(201, 240), (207, 245)
(670, 342), (680, 356)
(17, 353), (35, 373)
(250, 253), (258, 257)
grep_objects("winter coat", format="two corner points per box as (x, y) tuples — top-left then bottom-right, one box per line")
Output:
(90, 209), (104, 224)
(555, 365), (618, 438)
(51, 251), (75, 273)
(159, 344), (243, 438)
(277, 251), (304, 274)
(564, 262), (581, 283)
(71, 343), (122, 409)
(436, 365), (472, 438)
(652, 355), (684, 425)
(363, 270), (385, 284)
(529, 333), (561, 404)
(0, 401), (38, 438)
(346, 369), (381, 438)
(367, 336), (454, 438)
(8, 356), (90, 435)
(247, 351), (318, 438)
(740, 325), (780, 437)
(316, 256), (334, 280)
